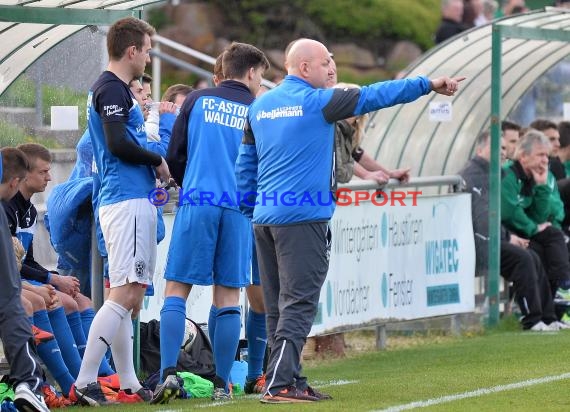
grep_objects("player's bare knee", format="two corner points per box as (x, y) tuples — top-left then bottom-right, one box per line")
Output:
(74, 293), (93, 311)
(24, 290), (47, 311)
(213, 285), (240, 307)
(21, 296), (33, 316)
(59, 292), (79, 313)
(164, 280), (192, 299)
(246, 285), (266, 313)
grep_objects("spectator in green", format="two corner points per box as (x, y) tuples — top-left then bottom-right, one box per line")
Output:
(501, 130), (570, 298)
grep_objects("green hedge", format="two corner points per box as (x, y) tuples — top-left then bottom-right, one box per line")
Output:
(209, 0), (440, 51)
(305, 0), (440, 50)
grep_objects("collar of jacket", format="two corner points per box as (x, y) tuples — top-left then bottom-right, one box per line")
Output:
(510, 160), (535, 197)
(219, 79), (252, 94)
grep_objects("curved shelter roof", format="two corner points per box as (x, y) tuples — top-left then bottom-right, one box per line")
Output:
(363, 7), (570, 181)
(0, 0), (163, 96)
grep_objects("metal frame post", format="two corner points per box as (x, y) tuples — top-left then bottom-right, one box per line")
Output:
(488, 23), (503, 327)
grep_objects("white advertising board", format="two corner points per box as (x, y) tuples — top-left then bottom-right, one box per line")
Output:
(311, 192), (475, 335)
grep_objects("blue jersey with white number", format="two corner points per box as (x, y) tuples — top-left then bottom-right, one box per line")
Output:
(87, 71), (155, 207)
(167, 80), (254, 209)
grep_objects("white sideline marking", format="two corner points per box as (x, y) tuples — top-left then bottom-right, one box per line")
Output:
(195, 400), (238, 408)
(374, 372), (570, 412)
(313, 379), (359, 387)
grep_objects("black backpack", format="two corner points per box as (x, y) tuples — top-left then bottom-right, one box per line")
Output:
(139, 318), (215, 381)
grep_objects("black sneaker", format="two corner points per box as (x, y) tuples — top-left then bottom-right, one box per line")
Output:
(244, 374), (266, 394)
(14, 383), (49, 412)
(150, 373), (180, 404)
(72, 382), (116, 406)
(305, 385), (332, 400)
(260, 386), (319, 404)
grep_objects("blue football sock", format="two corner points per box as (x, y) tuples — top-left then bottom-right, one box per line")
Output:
(66, 311), (87, 356)
(214, 306), (241, 391)
(208, 305), (218, 345)
(246, 309), (267, 380)
(159, 296), (186, 383)
(48, 307), (83, 379)
(79, 307), (95, 336)
(97, 354), (116, 377)
(33, 310), (74, 396)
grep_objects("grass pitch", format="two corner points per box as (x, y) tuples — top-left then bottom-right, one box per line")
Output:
(68, 319), (570, 411)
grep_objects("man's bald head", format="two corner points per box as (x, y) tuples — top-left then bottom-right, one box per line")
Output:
(287, 39), (328, 69)
(286, 39), (332, 89)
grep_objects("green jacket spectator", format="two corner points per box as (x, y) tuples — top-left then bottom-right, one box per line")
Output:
(502, 162), (565, 236)
(501, 129), (570, 297)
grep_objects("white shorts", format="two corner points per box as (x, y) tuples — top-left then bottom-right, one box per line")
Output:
(99, 198), (157, 288)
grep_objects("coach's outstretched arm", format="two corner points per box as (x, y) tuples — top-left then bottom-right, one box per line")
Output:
(323, 75), (466, 123)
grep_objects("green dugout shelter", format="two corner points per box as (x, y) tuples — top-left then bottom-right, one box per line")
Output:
(363, 7), (570, 325)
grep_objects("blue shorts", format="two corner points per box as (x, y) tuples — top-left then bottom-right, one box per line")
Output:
(251, 235), (260, 286)
(164, 205), (251, 287)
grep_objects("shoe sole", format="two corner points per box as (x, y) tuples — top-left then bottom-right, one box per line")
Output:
(150, 387), (179, 405)
(74, 390), (112, 407)
(260, 396), (316, 404)
(117, 397), (144, 404)
(14, 398), (48, 412)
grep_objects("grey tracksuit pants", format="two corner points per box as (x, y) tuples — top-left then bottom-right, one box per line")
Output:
(254, 222), (331, 395)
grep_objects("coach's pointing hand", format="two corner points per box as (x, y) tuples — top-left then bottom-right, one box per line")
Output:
(429, 76), (466, 96)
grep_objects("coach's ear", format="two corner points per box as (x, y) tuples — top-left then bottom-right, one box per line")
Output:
(299, 60), (310, 78)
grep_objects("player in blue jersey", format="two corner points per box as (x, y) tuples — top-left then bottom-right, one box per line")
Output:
(73, 17), (171, 407)
(151, 42), (270, 404)
(211, 51), (268, 395)
(236, 38), (464, 403)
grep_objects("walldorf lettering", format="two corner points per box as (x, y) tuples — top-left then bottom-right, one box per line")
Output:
(202, 98), (248, 130)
